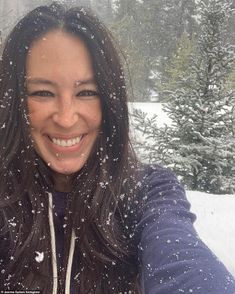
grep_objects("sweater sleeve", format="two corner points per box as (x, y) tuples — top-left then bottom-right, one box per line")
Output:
(137, 165), (235, 294)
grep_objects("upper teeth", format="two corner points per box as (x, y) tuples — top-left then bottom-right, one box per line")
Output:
(52, 136), (82, 147)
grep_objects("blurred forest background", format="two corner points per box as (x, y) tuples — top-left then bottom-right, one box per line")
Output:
(0, 0), (234, 194)
(1, 0), (234, 102)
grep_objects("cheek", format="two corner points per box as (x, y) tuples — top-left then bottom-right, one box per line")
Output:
(27, 102), (44, 130)
(28, 98), (53, 122)
(27, 106), (37, 128)
(28, 109), (37, 125)
(93, 112), (102, 129)
(95, 101), (102, 124)
(82, 102), (102, 129)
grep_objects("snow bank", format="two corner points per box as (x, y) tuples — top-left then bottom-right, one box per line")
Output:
(187, 191), (235, 277)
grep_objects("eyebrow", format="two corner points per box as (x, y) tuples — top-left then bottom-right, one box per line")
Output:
(26, 78), (96, 87)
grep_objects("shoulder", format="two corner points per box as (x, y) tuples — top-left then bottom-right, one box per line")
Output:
(136, 164), (191, 217)
(137, 163), (185, 194)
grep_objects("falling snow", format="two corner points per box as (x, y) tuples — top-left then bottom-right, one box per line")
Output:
(35, 251), (44, 263)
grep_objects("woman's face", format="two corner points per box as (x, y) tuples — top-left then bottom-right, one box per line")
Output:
(26, 30), (102, 181)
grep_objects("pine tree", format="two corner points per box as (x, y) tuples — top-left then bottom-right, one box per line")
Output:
(111, 0), (152, 101)
(111, 0), (197, 101)
(165, 0), (235, 193)
(133, 0), (235, 194)
(159, 32), (196, 99)
(91, 0), (114, 24)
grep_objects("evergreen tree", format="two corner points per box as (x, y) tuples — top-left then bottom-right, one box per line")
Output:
(0, 0), (51, 41)
(91, 0), (114, 24)
(111, 0), (197, 101)
(159, 32), (196, 99)
(133, 0), (235, 194)
(111, 0), (152, 101)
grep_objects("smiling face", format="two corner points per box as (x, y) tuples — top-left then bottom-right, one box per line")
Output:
(26, 30), (102, 190)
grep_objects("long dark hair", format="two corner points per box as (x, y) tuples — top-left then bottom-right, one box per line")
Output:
(0, 2), (142, 293)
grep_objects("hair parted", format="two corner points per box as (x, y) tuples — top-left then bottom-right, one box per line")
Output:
(0, 2), (142, 293)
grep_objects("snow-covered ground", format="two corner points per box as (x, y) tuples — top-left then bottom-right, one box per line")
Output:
(129, 102), (235, 278)
(187, 191), (235, 277)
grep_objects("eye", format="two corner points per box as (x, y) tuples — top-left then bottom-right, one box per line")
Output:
(28, 90), (54, 97)
(76, 90), (99, 99)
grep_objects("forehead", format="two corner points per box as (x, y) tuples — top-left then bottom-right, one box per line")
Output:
(26, 30), (94, 80)
(29, 29), (88, 53)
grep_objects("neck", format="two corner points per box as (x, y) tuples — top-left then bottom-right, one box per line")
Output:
(52, 172), (73, 192)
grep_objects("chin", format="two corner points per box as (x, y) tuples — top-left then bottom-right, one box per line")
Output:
(53, 163), (85, 175)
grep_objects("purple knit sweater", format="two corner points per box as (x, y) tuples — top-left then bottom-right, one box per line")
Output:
(52, 165), (235, 293)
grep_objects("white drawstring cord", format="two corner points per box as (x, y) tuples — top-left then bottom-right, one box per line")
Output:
(48, 192), (58, 294)
(48, 192), (76, 293)
(65, 229), (76, 293)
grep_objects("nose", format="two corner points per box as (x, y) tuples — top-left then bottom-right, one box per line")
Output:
(52, 96), (78, 128)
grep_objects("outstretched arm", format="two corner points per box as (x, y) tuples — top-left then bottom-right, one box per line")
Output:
(137, 166), (235, 294)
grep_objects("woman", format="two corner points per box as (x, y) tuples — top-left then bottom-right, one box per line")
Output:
(0, 2), (234, 294)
